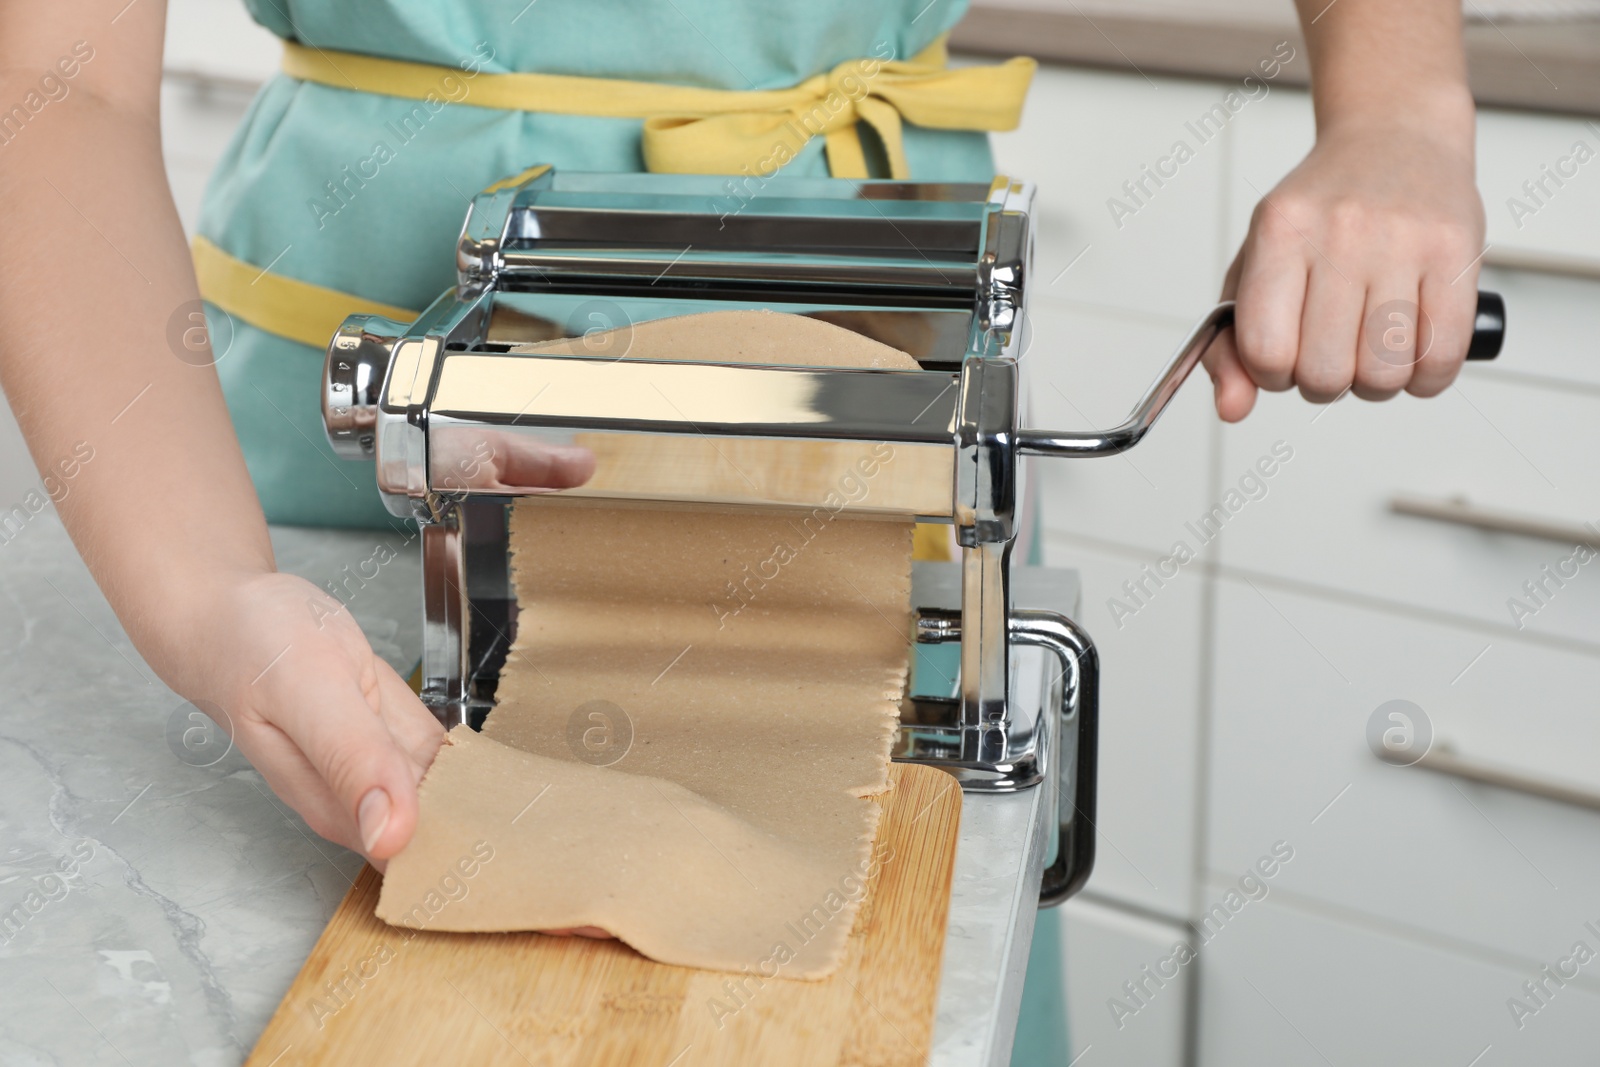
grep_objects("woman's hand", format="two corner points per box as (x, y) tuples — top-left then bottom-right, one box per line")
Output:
(189, 572), (447, 864)
(1203, 0), (1483, 423)
(1204, 99), (1484, 422)
(183, 572), (615, 940)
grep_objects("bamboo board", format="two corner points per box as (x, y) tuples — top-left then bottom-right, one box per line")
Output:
(245, 762), (962, 1067)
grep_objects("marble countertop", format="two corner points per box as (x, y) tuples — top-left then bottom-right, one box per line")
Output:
(953, 0), (1600, 116)
(0, 517), (417, 1066)
(0, 514), (1076, 1066)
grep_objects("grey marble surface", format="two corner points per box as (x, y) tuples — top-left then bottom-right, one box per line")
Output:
(0, 515), (1070, 1066)
(0, 515), (419, 1067)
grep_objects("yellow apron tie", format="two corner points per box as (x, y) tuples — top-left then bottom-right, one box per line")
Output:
(279, 36), (1035, 179)
(190, 235), (418, 350)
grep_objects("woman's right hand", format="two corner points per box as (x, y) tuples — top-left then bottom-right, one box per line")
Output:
(185, 571), (447, 863)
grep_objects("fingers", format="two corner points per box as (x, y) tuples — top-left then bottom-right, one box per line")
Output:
(373, 658), (447, 772)
(1201, 246), (1258, 422)
(1200, 328), (1258, 423)
(1351, 278), (1422, 401)
(1293, 265), (1363, 403)
(241, 718), (358, 849)
(1232, 206), (1310, 394)
(214, 574), (453, 866)
(1217, 220), (1424, 415)
(1221, 126), (1484, 420)
(234, 651), (443, 865)
(435, 433), (597, 492)
(495, 438), (597, 491)
(1409, 267), (1478, 397)
(268, 658), (429, 861)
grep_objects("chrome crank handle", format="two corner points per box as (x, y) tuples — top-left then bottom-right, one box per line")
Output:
(1017, 292), (1506, 459)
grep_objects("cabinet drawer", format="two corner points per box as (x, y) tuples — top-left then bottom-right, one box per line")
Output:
(1061, 896), (1190, 1067)
(1207, 577), (1600, 964)
(1215, 376), (1600, 645)
(1198, 896), (1600, 1066)
(1034, 542), (1205, 918)
(1475, 263), (1600, 390)
(1477, 107), (1600, 271)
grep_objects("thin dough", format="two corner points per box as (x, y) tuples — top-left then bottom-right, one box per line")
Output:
(377, 311), (919, 978)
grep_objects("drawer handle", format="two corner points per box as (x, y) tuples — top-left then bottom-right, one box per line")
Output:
(1485, 245), (1600, 282)
(1389, 493), (1599, 548)
(1398, 743), (1600, 813)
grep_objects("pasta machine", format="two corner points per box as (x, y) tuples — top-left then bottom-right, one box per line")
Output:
(319, 164), (1504, 907)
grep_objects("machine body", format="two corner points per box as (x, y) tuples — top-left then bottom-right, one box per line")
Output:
(321, 165), (1504, 905)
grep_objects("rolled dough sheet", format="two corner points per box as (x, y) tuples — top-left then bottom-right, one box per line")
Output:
(377, 311), (920, 978)
(509, 307), (922, 368)
(511, 307), (951, 514)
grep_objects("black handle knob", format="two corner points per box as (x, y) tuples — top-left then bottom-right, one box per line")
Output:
(1468, 290), (1505, 361)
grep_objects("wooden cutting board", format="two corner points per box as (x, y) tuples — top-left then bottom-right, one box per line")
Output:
(245, 762), (961, 1067)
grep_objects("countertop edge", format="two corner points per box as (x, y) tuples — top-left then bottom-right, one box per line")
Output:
(952, 2), (1600, 117)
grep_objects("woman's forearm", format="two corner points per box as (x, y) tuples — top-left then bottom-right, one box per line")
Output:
(0, 95), (275, 697)
(1294, 0), (1475, 135)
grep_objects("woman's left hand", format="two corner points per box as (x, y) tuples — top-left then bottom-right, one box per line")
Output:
(1202, 97), (1485, 422)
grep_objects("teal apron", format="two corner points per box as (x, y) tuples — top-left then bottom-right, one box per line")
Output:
(202, 2), (1067, 1056)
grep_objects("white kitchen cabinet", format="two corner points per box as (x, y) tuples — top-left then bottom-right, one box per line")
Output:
(1213, 375), (1600, 645)
(1024, 303), (1221, 560)
(1209, 89), (1600, 647)
(163, 0), (281, 83)
(1089, 60), (1600, 1067)
(1477, 107), (1600, 269)
(160, 76), (258, 165)
(161, 81), (256, 237)
(994, 74), (1223, 932)
(1207, 574), (1600, 964)
(1198, 893), (1600, 1067)
(1037, 542), (1207, 920)
(1060, 895), (1192, 1067)
(1219, 84), (1311, 253)
(1475, 263), (1600, 391)
(159, 0), (276, 239)
(990, 64), (1233, 322)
